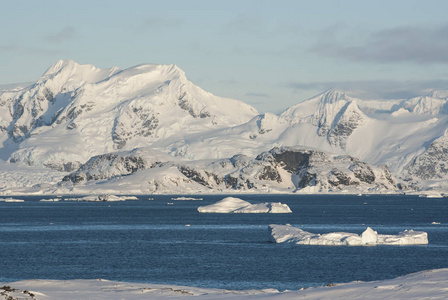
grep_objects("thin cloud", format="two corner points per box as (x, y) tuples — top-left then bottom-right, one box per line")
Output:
(312, 23), (448, 64)
(245, 92), (270, 98)
(221, 13), (266, 36)
(45, 26), (76, 43)
(221, 12), (301, 38)
(24, 47), (64, 56)
(138, 17), (184, 32)
(0, 44), (18, 52)
(0, 43), (62, 56)
(219, 79), (239, 85)
(287, 79), (448, 100)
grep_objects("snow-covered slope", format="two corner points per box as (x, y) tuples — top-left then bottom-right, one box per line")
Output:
(2, 60), (448, 194)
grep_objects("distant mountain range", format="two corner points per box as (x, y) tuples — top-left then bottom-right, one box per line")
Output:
(1, 60), (448, 195)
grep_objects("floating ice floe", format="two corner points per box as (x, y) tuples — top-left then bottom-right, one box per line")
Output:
(268, 224), (428, 246)
(171, 197), (203, 201)
(39, 198), (61, 202)
(64, 195), (139, 202)
(0, 197), (24, 202)
(197, 197), (292, 213)
(419, 192), (444, 198)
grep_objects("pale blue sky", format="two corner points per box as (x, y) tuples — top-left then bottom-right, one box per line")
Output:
(1, 0), (448, 112)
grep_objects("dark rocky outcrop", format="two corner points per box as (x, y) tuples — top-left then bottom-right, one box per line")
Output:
(60, 146), (399, 192)
(406, 137), (448, 180)
(62, 153), (147, 184)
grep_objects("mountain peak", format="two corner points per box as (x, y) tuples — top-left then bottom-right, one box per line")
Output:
(38, 60), (121, 87)
(42, 59), (81, 77)
(317, 89), (351, 104)
(427, 89), (448, 99)
(279, 89), (352, 122)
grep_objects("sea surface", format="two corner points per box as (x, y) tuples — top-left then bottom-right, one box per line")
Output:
(0, 194), (447, 291)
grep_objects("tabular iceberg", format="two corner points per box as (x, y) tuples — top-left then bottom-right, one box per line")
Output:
(268, 225), (428, 246)
(197, 197), (292, 213)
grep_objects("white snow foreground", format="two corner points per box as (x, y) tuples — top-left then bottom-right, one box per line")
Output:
(269, 225), (428, 246)
(197, 197), (292, 213)
(2, 268), (448, 299)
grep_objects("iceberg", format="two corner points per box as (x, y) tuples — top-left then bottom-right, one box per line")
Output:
(234, 202), (293, 213)
(0, 198), (25, 202)
(268, 225), (428, 246)
(39, 198), (61, 202)
(171, 197), (203, 201)
(197, 197), (292, 213)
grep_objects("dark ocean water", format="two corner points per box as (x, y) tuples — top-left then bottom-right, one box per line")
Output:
(0, 194), (447, 291)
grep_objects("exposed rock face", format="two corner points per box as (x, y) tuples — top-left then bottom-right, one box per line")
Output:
(349, 161), (375, 184)
(61, 150), (152, 184)
(255, 147), (397, 191)
(406, 135), (448, 180)
(326, 101), (366, 148)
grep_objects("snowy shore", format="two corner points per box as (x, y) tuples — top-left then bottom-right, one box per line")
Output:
(1, 268), (448, 299)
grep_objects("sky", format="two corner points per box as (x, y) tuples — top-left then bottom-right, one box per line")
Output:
(1, 0), (448, 113)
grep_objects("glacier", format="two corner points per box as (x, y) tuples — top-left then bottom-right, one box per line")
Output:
(2, 60), (448, 194)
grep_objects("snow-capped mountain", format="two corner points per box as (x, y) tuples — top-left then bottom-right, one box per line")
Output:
(0, 60), (258, 171)
(1, 60), (448, 194)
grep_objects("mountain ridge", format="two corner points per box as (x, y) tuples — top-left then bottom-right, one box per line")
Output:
(1, 60), (448, 194)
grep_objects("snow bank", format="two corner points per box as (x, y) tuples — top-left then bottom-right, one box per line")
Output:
(197, 197), (292, 213)
(269, 225), (428, 246)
